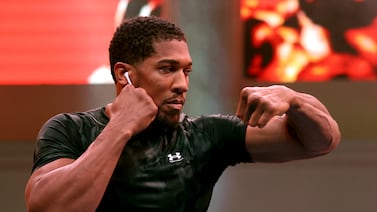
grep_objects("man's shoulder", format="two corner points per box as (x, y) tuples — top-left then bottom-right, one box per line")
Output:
(179, 113), (245, 132)
(181, 113), (242, 125)
(43, 107), (108, 129)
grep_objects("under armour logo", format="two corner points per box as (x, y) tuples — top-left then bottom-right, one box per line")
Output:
(167, 152), (184, 163)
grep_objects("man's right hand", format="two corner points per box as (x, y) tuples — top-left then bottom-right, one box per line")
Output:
(106, 84), (158, 136)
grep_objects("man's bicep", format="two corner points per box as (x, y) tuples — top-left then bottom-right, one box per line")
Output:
(25, 158), (74, 210)
(31, 158), (75, 175)
(25, 158), (74, 200)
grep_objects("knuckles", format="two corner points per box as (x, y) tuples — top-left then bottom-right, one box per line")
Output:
(239, 85), (292, 124)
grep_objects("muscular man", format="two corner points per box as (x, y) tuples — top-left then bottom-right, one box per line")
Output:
(25, 16), (341, 211)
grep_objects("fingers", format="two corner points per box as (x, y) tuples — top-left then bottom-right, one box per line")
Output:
(111, 86), (157, 135)
(235, 89), (247, 121)
(236, 87), (261, 126)
(246, 98), (274, 128)
(251, 109), (276, 128)
(236, 86), (290, 128)
(249, 106), (264, 127)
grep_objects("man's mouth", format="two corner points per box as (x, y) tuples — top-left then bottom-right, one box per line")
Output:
(165, 98), (185, 110)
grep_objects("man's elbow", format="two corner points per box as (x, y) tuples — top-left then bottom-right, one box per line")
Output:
(325, 126), (341, 154)
(25, 187), (45, 212)
(312, 122), (342, 156)
(25, 181), (55, 212)
(25, 194), (44, 212)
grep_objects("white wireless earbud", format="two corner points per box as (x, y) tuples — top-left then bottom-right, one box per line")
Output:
(124, 72), (133, 85)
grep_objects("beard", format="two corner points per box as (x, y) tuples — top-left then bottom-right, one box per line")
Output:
(154, 111), (181, 129)
(149, 105), (183, 130)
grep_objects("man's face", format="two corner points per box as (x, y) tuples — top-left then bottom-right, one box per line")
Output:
(131, 40), (192, 127)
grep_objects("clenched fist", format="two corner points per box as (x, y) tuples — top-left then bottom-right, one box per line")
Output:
(236, 85), (295, 128)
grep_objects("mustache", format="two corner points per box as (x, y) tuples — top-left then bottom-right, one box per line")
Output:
(163, 96), (185, 105)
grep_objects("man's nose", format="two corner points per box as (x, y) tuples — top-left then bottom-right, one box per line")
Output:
(172, 70), (189, 93)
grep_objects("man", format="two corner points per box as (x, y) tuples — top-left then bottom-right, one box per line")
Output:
(25, 16), (341, 212)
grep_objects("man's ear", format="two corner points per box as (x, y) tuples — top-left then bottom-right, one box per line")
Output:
(114, 62), (132, 85)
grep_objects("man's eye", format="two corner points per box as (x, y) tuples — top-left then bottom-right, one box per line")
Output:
(184, 69), (192, 75)
(160, 67), (175, 73)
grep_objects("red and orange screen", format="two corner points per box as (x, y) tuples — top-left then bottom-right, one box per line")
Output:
(0, 0), (120, 84)
(1, 0), (376, 84)
(242, 0), (377, 82)
(0, 0), (162, 84)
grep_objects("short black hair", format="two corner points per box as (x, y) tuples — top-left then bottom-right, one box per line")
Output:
(109, 16), (187, 81)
